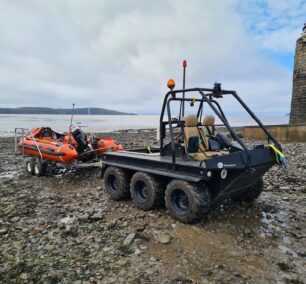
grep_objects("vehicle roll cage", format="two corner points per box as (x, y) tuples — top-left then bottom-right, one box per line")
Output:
(159, 85), (282, 167)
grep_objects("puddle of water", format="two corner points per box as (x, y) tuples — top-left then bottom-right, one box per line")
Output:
(260, 210), (289, 237)
(0, 171), (19, 179)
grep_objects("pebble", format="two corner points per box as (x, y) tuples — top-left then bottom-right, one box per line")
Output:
(10, 216), (20, 222)
(150, 257), (157, 262)
(78, 213), (90, 221)
(280, 186), (291, 190)
(103, 246), (112, 252)
(19, 273), (29, 280)
(60, 216), (75, 225)
(134, 248), (142, 255)
(90, 211), (104, 220)
(140, 245), (148, 250)
(153, 230), (171, 244)
(266, 185), (274, 191)
(123, 232), (136, 246)
(0, 228), (7, 235)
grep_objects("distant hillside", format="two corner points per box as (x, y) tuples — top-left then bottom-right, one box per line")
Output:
(0, 107), (135, 115)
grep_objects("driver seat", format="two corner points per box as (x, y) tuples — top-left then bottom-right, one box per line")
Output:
(183, 115), (222, 161)
(183, 115), (209, 160)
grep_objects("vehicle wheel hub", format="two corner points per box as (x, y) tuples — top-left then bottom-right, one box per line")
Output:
(108, 175), (118, 192)
(135, 181), (148, 202)
(34, 164), (40, 175)
(172, 189), (189, 213)
(27, 162), (32, 172)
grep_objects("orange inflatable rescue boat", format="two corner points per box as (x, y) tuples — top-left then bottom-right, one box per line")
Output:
(18, 126), (123, 163)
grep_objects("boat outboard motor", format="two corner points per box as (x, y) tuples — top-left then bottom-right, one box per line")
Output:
(70, 125), (88, 154)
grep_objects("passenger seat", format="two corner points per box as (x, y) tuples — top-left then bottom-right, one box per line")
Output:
(201, 115), (232, 151)
(183, 115), (218, 161)
(202, 115), (215, 136)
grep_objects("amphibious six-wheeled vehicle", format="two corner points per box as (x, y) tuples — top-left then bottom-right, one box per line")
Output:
(100, 70), (285, 223)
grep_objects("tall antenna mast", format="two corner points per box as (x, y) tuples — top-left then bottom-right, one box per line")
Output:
(179, 60), (187, 119)
(87, 100), (94, 142)
(69, 103), (75, 131)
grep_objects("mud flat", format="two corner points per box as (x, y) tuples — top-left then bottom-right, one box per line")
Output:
(0, 129), (305, 283)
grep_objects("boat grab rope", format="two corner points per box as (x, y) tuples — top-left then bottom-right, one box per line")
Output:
(268, 144), (286, 168)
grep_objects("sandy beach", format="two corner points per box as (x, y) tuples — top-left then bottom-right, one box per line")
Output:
(0, 129), (305, 283)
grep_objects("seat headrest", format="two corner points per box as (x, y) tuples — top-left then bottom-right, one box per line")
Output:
(184, 115), (198, 127)
(203, 115), (215, 126)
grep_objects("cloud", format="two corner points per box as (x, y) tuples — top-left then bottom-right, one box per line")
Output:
(236, 0), (305, 53)
(0, 0), (302, 114)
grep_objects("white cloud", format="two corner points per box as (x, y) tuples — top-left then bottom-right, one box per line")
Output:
(0, 0), (301, 114)
(237, 0), (305, 53)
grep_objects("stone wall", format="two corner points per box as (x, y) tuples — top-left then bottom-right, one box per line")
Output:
(289, 34), (306, 124)
(244, 124), (306, 142)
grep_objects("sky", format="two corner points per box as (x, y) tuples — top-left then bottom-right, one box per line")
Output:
(0, 0), (305, 114)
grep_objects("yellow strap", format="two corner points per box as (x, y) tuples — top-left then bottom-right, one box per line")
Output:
(268, 144), (285, 164)
(147, 147), (152, 154)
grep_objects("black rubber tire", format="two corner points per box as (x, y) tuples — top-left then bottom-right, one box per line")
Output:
(130, 172), (163, 210)
(25, 159), (35, 175)
(33, 159), (47, 177)
(165, 180), (211, 223)
(103, 167), (130, 200)
(232, 178), (264, 203)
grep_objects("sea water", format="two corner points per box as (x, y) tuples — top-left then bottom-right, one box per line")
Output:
(0, 114), (289, 137)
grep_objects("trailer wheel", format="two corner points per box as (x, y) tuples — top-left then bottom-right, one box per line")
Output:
(33, 160), (47, 177)
(130, 172), (163, 210)
(165, 180), (211, 223)
(103, 167), (130, 200)
(25, 159), (35, 175)
(232, 178), (264, 203)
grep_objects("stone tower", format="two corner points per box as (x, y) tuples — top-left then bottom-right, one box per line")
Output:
(289, 24), (306, 124)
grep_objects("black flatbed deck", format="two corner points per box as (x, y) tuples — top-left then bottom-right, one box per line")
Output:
(101, 150), (204, 182)
(104, 151), (201, 165)
(100, 146), (275, 184)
